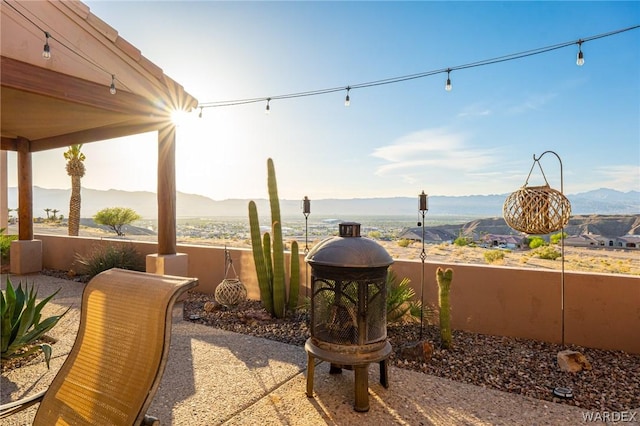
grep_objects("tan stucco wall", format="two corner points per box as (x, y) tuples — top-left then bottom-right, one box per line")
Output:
(36, 234), (640, 354)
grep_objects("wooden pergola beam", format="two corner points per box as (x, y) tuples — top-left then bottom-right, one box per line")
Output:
(1, 57), (164, 117)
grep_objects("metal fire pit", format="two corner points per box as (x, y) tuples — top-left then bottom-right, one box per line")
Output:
(304, 222), (393, 412)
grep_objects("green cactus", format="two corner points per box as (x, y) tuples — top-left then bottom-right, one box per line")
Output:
(248, 158), (300, 319)
(436, 267), (454, 349)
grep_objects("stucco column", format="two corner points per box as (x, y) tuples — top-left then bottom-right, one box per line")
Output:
(146, 124), (187, 276)
(0, 150), (7, 232)
(11, 137), (42, 274)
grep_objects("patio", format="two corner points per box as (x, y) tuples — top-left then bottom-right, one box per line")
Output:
(1, 273), (599, 425)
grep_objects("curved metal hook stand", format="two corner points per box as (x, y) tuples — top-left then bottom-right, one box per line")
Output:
(532, 150), (566, 347)
(532, 150), (564, 193)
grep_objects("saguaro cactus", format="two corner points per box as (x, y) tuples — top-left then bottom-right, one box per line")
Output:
(248, 158), (300, 319)
(436, 267), (454, 349)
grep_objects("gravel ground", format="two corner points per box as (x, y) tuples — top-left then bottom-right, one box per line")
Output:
(183, 293), (640, 413)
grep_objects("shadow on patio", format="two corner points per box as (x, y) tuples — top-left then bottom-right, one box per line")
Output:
(1, 273), (599, 425)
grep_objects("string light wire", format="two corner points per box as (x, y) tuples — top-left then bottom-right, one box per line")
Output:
(198, 25), (639, 110)
(3, 0), (129, 92)
(3, 0), (636, 107)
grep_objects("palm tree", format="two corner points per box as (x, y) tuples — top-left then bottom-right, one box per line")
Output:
(64, 144), (86, 236)
(44, 208), (51, 220)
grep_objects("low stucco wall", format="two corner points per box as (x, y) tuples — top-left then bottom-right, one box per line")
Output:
(36, 234), (640, 354)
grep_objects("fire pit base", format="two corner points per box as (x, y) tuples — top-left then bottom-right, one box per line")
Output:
(305, 338), (391, 412)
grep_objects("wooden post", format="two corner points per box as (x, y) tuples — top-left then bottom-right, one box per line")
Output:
(157, 125), (177, 255)
(17, 137), (33, 240)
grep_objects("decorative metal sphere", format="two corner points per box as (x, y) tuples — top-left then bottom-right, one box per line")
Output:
(503, 185), (571, 234)
(214, 278), (247, 308)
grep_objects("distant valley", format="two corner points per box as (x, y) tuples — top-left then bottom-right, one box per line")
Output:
(7, 186), (639, 221)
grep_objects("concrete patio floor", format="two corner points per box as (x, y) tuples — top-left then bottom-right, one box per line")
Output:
(1, 273), (606, 425)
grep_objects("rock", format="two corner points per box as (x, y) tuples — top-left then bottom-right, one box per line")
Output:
(398, 341), (434, 363)
(203, 301), (217, 312)
(557, 349), (592, 373)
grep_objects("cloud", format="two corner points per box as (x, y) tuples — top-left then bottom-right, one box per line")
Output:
(457, 104), (492, 118)
(592, 165), (640, 191)
(371, 128), (464, 162)
(371, 128), (500, 179)
(507, 92), (557, 115)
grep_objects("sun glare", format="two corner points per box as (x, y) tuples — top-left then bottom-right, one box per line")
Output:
(170, 109), (193, 127)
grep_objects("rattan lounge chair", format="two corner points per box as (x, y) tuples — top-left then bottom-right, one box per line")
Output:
(0, 268), (198, 425)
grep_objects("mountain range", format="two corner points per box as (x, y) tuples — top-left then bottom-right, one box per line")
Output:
(6, 186), (639, 220)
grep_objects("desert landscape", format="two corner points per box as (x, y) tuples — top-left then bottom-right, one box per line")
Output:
(12, 221), (639, 276)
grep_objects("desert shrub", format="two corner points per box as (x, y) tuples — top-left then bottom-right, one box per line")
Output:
(550, 232), (567, 244)
(75, 243), (145, 279)
(386, 269), (421, 324)
(535, 246), (561, 260)
(1, 277), (68, 368)
(0, 229), (17, 262)
(484, 249), (505, 264)
(397, 238), (412, 248)
(529, 236), (547, 249)
(367, 230), (381, 239)
(453, 236), (472, 246)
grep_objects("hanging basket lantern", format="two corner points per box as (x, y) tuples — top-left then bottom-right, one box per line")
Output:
(214, 247), (247, 308)
(503, 184), (571, 234)
(215, 278), (247, 308)
(504, 152), (572, 235)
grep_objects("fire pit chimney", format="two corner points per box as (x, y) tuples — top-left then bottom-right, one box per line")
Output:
(304, 222), (393, 412)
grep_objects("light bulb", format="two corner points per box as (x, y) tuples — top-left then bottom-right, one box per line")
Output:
(198, 107), (203, 118)
(345, 87), (351, 107)
(576, 41), (584, 66)
(445, 69), (452, 92)
(265, 98), (271, 114)
(109, 75), (116, 95)
(42, 32), (51, 60)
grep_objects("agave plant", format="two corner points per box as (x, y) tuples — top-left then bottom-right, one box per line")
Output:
(1, 277), (68, 369)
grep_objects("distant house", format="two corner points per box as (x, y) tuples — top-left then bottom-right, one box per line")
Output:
(480, 234), (526, 249)
(615, 235), (640, 249)
(562, 233), (639, 249)
(564, 234), (602, 248)
(397, 227), (456, 244)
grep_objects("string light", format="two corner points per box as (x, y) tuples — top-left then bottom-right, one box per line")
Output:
(445, 69), (452, 92)
(265, 98), (271, 114)
(344, 86), (351, 106)
(197, 25), (638, 111)
(3, 0), (129, 95)
(576, 40), (585, 66)
(42, 31), (51, 60)
(198, 107), (203, 118)
(6, 0), (634, 110)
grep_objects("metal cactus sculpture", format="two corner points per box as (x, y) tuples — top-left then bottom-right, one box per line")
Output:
(436, 267), (454, 349)
(248, 158), (300, 319)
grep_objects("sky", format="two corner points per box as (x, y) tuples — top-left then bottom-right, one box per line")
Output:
(6, 1), (640, 201)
